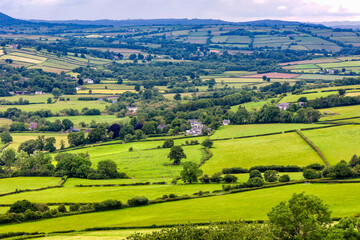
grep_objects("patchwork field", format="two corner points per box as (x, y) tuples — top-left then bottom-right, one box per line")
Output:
(9, 132), (69, 150)
(45, 115), (128, 128)
(0, 177), (61, 194)
(279, 91), (336, 103)
(202, 132), (324, 174)
(3, 183), (360, 233)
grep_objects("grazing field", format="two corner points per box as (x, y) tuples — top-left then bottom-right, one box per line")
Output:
(202, 132), (324, 174)
(318, 105), (360, 121)
(279, 91), (336, 103)
(62, 143), (203, 179)
(3, 183), (360, 233)
(0, 118), (12, 127)
(230, 98), (278, 111)
(63, 177), (173, 187)
(0, 100), (110, 113)
(0, 184), (223, 205)
(0, 177), (61, 194)
(234, 172), (304, 182)
(302, 125), (360, 165)
(211, 124), (327, 139)
(9, 132), (69, 150)
(45, 115), (128, 128)
(242, 72), (299, 79)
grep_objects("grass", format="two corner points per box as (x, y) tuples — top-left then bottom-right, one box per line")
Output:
(64, 178), (173, 187)
(0, 177), (61, 194)
(9, 132), (69, 150)
(230, 98), (277, 111)
(318, 61), (360, 68)
(61, 143), (203, 179)
(279, 92), (336, 103)
(302, 125), (360, 165)
(318, 105), (360, 121)
(0, 184), (223, 205)
(233, 172), (304, 183)
(202, 132), (323, 174)
(3, 183), (360, 233)
(0, 118), (12, 127)
(0, 100), (110, 114)
(210, 124), (327, 139)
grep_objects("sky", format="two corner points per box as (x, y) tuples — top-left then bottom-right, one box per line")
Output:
(1, 0), (360, 22)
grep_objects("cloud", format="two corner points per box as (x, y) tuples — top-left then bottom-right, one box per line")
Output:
(1, 0), (360, 22)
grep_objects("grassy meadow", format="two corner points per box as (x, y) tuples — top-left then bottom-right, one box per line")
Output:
(202, 132), (324, 174)
(0, 177), (61, 194)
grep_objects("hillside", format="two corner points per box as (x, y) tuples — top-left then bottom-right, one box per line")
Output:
(0, 12), (27, 25)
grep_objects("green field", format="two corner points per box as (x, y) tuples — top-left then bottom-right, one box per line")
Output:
(234, 172), (304, 182)
(210, 124), (326, 139)
(279, 92), (336, 103)
(0, 177), (61, 194)
(61, 143), (203, 179)
(318, 105), (360, 121)
(202, 132), (324, 174)
(0, 184), (223, 205)
(302, 125), (360, 165)
(0, 118), (12, 127)
(9, 132), (69, 150)
(2, 183), (360, 233)
(45, 115), (128, 128)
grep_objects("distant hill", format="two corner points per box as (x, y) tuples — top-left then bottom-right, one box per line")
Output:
(320, 21), (360, 30)
(0, 12), (27, 25)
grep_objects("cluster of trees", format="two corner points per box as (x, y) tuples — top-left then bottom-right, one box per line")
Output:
(306, 94), (360, 109)
(229, 105), (321, 124)
(18, 136), (58, 154)
(0, 148), (128, 179)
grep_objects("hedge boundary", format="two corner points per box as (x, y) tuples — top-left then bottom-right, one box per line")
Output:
(295, 130), (330, 166)
(0, 185), (63, 198)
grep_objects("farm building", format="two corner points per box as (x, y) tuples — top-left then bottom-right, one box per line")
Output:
(276, 102), (291, 111)
(223, 120), (230, 126)
(186, 119), (208, 136)
(127, 106), (138, 113)
(29, 122), (38, 130)
(84, 78), (94, 84)
(35, 91), (44, 95)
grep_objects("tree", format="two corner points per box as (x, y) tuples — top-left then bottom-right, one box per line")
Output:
(9, 200), (37, 213)
(47, 97), (52, 104)
(52, 88), (62, 99)
(96, 160), (120, 178)
(247, 177), (264, 187)
(68, 131), (86, 147)
(117, 77), (123, 84)
(210, 172), (223, 183)
(331, 160), (353, 179)
(223, 174), (238, 183)
(167, 146), (186, 165)
(349, 154), (360, 167)
(18, 139), (39, 154)
(174, 93), (181, 101)
(338, 89), (346, 96)
(162, 139), (174, 148)
(62, 119), (74, 131)
(55, 153), (92, 178)
(249, 169), (262, 179)
(279, 174), (290, 182)
(0, 131), (12, 143)
(44, 137), (56, 152)
(87, 124), (107, 143)
(303, 168), (318, 179)
(135, 84), (141, 92)
(268, 192), (331, 240)
(201, 138), (213, 148)
(264, 170), (279, 182)
(262, 75), (267, 81)
(0, 148), (16, 169)
(180, 162), (203, 183)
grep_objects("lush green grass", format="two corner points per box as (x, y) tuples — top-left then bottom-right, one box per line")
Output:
(61, 143), (203, 179)
(9, 132), (69, 150)
(0, 184), (222, 204)
(211, 124), (326, 139)
(302, 125), (360, 165)
(230, 98), (278, 111)
(45, 115), (128, 128)
(64, 177), (173, 187)
(279, 92), (336, 103)
(0, 177), (61, 194)
(319, 105), (360, 121)
(0, 118), (12, 127)
(0, 101), (110, 113)
(295, 74), (344, 80)
(202, 132), (324, 174)
(318, 61), (360, 68)
(2, 183), (360, 233)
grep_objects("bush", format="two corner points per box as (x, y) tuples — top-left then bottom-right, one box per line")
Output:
(247, 177), (264, 187)
(58, 204), (67, 213)
(249, 165), (302, 172)
(210, 172), (223, 183)
(331, 160), (353, 179)
(94, 199), (122, 211)
(305, 163), (325, 171)
(278, 174), (291, 182)
(249, 170), (262, 179)
(264, 170), (278, 182)
(222, 185), (232, 191)
(223, 174), (238, 183)
(162, 139), (174, 148)
(222, 167), (248, 174)
(303, 169), (318, 179)
(69, 203), (81, 212)
(199, 174), (210, 184)
(127, 196), (149, 207)
(9, 200), (37, 213)
(169, 194), (177, 198)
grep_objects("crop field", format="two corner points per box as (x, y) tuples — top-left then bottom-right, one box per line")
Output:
(45, 115), (128, 128)
(202, 132), (324, 174)
(0, 100), (110, 113)
(0, 184), (223, 205)
(0, 177), (61, 194)
(9, 132), (69, 150)
(302, 125), (360, 165)
(62, 143), (203, 179)
(3, 183), (360, 233)
(318, 60), (360, 69)
(210, 123), (327, 139)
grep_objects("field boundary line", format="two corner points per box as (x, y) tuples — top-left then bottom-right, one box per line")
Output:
(295, 129), (330, 166)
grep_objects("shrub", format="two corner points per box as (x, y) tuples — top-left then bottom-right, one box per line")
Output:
(69, 203), (81, 212)
(129, 147), (133, 152)
(127, 196), (149, 207)
(162, 195), (168, 199)
(264, 170), (278, 182)
(222, 167), (248, 174)
(278, 174), (291, 182)
(305, 163), (325, 171)
(94, 199), (122, 211)
(162, 139), (174, 148)
(210, 172), (223, 183)
(199, 174), (210, 184)
(331, 160), (353, 179)
(222, 185), (232, 191)
(9, 200), (37, 213)
(303, 169), (318, 179)
(247, 177), (264, 187)
(169, 194), (177, 198)
(223, 174), (238, 183)
(58, 204), (67, 213)
(249, 170), (262, 179)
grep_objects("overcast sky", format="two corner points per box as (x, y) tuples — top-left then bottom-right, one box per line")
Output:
(1, 0), (360, 22)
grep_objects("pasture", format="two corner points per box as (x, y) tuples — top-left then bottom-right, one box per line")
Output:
(230, 98), (278, 111)
(0, 177), (61, 194)
(302, 125), (360, 165)
(318, 105), (360, 121)
(210, 123), (327, 139)
(0, 118), (12, 127)
(202, 132), (324, 174)
(45, 115), (128, 128)
(279, 91), (336, 103)
(9, 132), (69, 150)
(3, 183), (360, 233)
